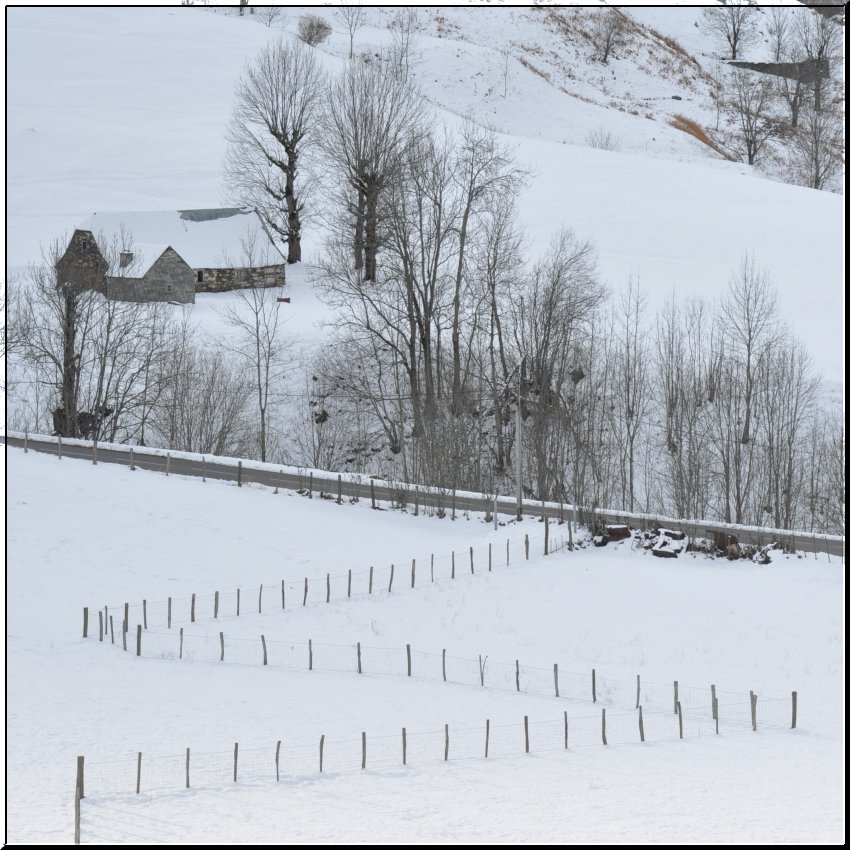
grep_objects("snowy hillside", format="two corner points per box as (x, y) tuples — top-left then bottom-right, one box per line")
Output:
(5, 447), (845, 844)
(4, 6), (844, 381)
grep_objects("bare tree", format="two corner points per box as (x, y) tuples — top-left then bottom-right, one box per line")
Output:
(766, 7), (793, 63)
(728, 69), (777, 166)
(337, 2), (365, 60)
(321, 56), (424, 281)
(298, 14), (331, 47)
(588, 8), (626, 64)
(794, 11), (841, 113)
(256, 7), (284, 29)
(499, 47), (511, 97)
(702, 1), (757, 60)
(220, 236), (290, 462)
(790, 105), (844, 190)
(388, 9), (420, 80)
(225, 39), (323, 264)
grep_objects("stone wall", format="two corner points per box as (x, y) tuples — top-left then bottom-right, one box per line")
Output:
(106, 247), (195, 304)
(55, 229), (108, 294)
(195, 264), (285, 293)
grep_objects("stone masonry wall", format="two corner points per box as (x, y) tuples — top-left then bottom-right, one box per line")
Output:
(195, 264), (285, 293)
(106, 247), (195, 304)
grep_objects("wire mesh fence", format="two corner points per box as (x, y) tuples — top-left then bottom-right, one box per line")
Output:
(87, 525), (574, 634)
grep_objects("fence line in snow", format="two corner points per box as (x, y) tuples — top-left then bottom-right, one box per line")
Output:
(86, 524), (572, 634)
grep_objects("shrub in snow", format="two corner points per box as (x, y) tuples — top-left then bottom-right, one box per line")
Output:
(298, 14), (331, 46)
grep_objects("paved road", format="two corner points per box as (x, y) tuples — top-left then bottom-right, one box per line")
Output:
(4, 435), (844, 559)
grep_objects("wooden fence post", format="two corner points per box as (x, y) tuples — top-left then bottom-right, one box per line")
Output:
(592, 668), (597, 703)
(326, 574), (330, 603)
(348, 570), (352, 598)
(479, 655), (486, 687)
(361, 731), (366, 769)
(554, 663), (559, 698)
(639, 705), (645, 742)
(179, 627), (183, 659)
(411, 559), (415, 588)
(167, 597), (172, 629)
(319, 735), (324, 773)
(309, 639), (313, 671)
(564, 711), (569, 749)
(82, 607), (88, 638)
(544, 516), (549, 555)
(402, 727), (407, 765)
(259, 583), (264, 614)
(275, 740), (281, 781)
(488, 543), (492, 572)
(337, 474), (342, 504)
(388, 563), (394, 592)
(568, 516), (573, 551)
(165, 452), (169, 476)
(406, 643), (412, 677)
(237, 460), (242, 487)
(191, 593), (196, 623)
(711, 684), (716, 718)
(122, 625), (127, 652)
(515, 659), (520, 692)
(791, 691), (797, 729)
(185, 747), (190, 788)
(57, 434), (62, 460)
(142, 600), (147, 630)
(123, 602), (129, 634)
(220, 632), (224, 661)
(452, 489), (456, 520)
(524, 715), (530, 753)
(524, 534), (529, 560)
(451, 551), (455, 579)
(74, 761), (82, 845)
(98, 610), (103, 642)
(24, 430), (28, 452)
(673, 680), (678, 713)
(77, 754), (85, 800)
(750, 691), (757, 732)
(233, 742), (238, 782)
(714, 697), (719, 735)
(636, 674), (641, 709)
(237, 587), (241, 616)
(370, 478), (375, 509)
(129, 446), (135, 471)
(136, 624), (141, 657)
(442, 649), (447, 682)
(93, 441), (98, 465)
(444, 724), (449, 761)
(282, 580), (286, 610)
(201, 456), (206, 482)
(369, 566), (373, 594)
(214, 591), (219, 618)
(357, 642), (362, 674)
(470, 546), (474, 574)
(602, 709), (607, 745)
(136, 751), (142, 794)
(677, 701), (683, 739)
(303, 578), (308, 607)
(507, 538), (510, 566)
(261, 635), (268, 666)
(485, 719), (490, 758)
(109, 615), (114, 645)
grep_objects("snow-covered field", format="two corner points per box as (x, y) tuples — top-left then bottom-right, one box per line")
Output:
(4, 447), (844, 844)
(4, 6), (844, 382)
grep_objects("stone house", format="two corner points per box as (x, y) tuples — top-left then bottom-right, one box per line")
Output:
(77, 208), (286, 295)
(55, 230), (196, 304)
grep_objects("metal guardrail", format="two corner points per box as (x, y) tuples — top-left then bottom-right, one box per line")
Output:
(4, 433), (844, 559)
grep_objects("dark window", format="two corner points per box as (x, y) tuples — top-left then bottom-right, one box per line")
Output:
(166, 283), (173, 293)
(197, 270), (204, 283)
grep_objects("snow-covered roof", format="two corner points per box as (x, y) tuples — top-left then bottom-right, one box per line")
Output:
(78, 208), (284, 269)
(105, 243), (171, 278)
